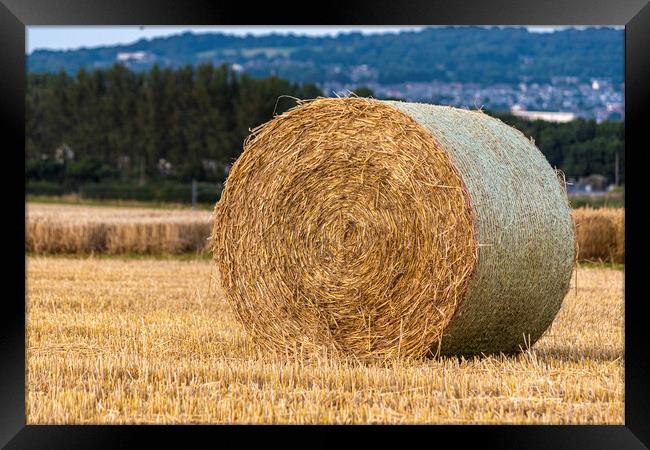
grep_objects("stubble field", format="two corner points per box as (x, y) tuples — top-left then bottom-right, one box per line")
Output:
(26, 256), (624, 424)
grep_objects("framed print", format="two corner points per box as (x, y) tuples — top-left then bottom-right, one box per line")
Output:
(2, 0), (648, 447)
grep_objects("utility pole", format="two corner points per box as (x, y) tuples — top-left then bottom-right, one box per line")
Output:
(614, 151), (620, 187)
(191, 179), (198, 210)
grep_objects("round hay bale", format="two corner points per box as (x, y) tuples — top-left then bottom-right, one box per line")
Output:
(211, 97), (575, 359)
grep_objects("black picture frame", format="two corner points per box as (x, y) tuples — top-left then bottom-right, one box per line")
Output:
(4, 0), (648, 447)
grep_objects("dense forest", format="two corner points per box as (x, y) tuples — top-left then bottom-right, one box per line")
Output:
(26, 64), (624, 201)
(29, 27), (624, 86)
(27, 64), (320, 186)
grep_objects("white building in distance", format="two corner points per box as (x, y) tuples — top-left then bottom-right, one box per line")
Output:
(510, 105), (576, 123)
(116, 51), (152, 62)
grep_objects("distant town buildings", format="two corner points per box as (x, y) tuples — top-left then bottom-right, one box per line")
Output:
(110, 51), (624, 122)
(510, 105), (575, 123)
(565, 174), (621, 194)
(116, 51), (154, 63)
(320, 77), (624, 122)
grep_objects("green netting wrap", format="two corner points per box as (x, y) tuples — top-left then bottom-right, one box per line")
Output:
(386, 101), (575, 355)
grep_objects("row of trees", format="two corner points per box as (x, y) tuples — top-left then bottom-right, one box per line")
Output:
(27, 64), (321, 186)
(495, 114), (624, 184)
(26, 64), (624, 189)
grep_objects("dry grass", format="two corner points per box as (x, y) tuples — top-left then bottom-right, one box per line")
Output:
(26, 203), (212, 254)
(573, 207), (624, 263)
(27, 256), (623, 424)
(27, 203), (625, 266)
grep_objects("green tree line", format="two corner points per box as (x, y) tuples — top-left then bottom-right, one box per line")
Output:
(493, 113), (624, 184)
(27, 64), (321, 187)
(28, 27), (624, 86)
(26, 64), (624, 192)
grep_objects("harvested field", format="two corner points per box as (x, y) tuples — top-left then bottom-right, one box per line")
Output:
(572, 207), (624, 264)
(26, 256), (623, 424)
(26, 203), (212, 254)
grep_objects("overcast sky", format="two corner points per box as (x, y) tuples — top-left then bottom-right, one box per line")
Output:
(24, 25), (593, 54)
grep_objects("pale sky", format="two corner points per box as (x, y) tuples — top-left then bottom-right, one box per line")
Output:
(24, 25), (601, 54)
(26, 26), (425, 53)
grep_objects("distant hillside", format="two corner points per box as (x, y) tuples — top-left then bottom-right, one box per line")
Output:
(28, 27), (624, 86)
